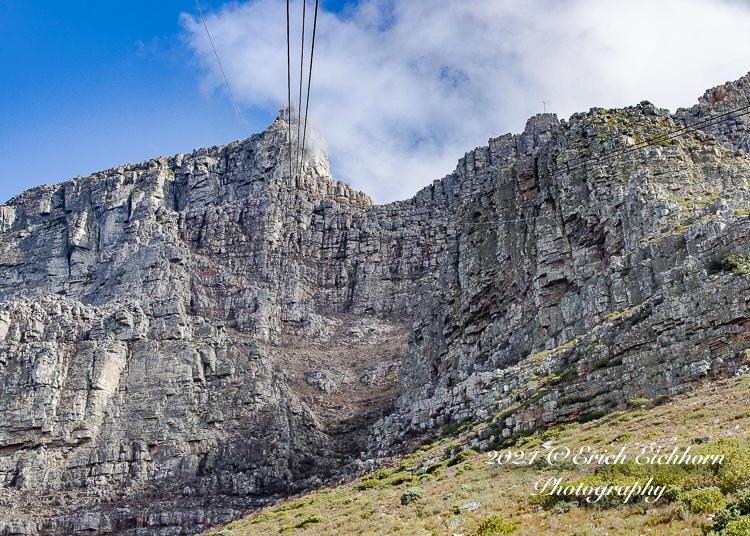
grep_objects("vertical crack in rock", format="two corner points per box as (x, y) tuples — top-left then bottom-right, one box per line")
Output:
(1, 76), (750, 534)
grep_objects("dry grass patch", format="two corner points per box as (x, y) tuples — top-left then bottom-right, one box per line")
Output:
(204, 376), (750, 536)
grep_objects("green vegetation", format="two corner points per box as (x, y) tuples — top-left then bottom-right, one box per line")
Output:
(629, 309), (652, 326)
(614, 432), (633, 442)
(547, 364), (577, 386)
(709, 254), (750, 276)
(474, 515), (517, 535)
(448, 449), (478, 466)
(528, 438), (750, 516)
(578, 410), (607, 423)
(680, 486), (725, 514)
(400, 486), (427, 506)
(354, 479), (379, 491)
(550, 501), (578, 515)
(593, 357), (610, 370)
(442, 416), (475, 437)
(707, 489), (750, 535)
(206, 377), (750, 536)
(292, 515), (323, 529)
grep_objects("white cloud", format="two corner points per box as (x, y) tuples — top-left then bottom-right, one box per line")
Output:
(182, 0), (750, 204)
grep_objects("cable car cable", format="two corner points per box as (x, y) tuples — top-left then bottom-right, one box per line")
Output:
(286, 0), (293, 179)
(194, 0), (248, 137)
(301, 0), (320, 174)
(297, 0), (308, 175)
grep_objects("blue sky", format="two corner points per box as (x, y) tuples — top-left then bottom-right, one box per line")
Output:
(2, 0), (750, 205)
(0, 0), (354, 204)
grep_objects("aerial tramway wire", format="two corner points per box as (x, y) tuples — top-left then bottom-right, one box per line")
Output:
(300, 0), (320, 174)
(195, 0), (248, 137)
(297, 0), (307, 175)
(286, 0), (293, 179)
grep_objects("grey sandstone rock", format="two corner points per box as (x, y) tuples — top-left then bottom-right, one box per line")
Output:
(1, 76), (750, 534)
(360, 362), (401, 386)
(371, 74), (750, 450)
(305, 368), (354, 393)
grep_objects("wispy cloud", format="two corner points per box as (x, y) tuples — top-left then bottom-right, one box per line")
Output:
(182, 0), (750, 203)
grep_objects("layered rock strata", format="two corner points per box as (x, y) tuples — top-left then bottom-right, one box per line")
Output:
(0, 112), (467, 534)
(372, 74), (750, 449)
(1, 75), (750, 534)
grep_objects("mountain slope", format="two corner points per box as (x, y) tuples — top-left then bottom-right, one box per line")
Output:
(1, 76), (749, 535)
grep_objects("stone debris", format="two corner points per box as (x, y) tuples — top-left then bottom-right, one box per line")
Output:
(360, 362), (401, 386)
(458, 502), (482, 512)
(0, 77), (749, 534)
(305, 368), (354, 393)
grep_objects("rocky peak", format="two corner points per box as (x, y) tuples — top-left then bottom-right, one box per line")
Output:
(1, 73), (750, 535)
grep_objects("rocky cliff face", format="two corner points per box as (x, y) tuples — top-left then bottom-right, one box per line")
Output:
(2, 76), (750, 534)
(0, 113), (466, 534)
(372, 74), (750, 450)
(0, 295), (331, 534)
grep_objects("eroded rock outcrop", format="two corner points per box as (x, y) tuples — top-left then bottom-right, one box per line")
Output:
(0, 110), (462, 533)
(371, 75), (750, 451)
(0, 295), (333, 534)
(2, 76), (750, 534)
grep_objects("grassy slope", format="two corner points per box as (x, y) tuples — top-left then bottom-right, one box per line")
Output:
(205, 375), (750, 536)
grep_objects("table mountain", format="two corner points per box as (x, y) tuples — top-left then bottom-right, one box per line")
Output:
(1, 75), (749, 534)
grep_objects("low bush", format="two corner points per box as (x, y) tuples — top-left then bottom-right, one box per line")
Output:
(708, 516), (750, 536)
(448, 449), (478, 467)
(528, 490), (566, 509)
(540, 428), (564, 441)
(443, 416), (474, 437)
(293, 515), (322, 529)
(551, 500), (578, 515)
(711, 505), (745, 534)
(703, 439), (750, 493)
(526, 441), (748, 514)
(373, 468), (393, 480)
(578, 410), (607, 423)
(443, 514), (468, 528)
(708, 489), (750, 534)
(384, 473), (413, 486)
(426, 461), (448, 474)
(664, 484), (682, 502)
(734, 489), (750, 513)
(355, 479), (380, 491)
(708, 254), (750, 276)
(400, 486), (427, 506)
(474, 515), (517, 535)
(681, 486), (725, 514)
(548, 365), (577, 386)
